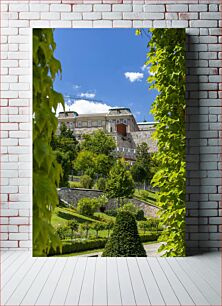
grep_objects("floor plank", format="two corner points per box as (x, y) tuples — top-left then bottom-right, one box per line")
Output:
(147, 258), (180, 305)
(117, 258), (136, 305)
(0, 251), (14, 263)
(78, 257), (96, 306)
(20, 258), (57, 305)
(1, 252), (30, 290)
(2, 251), (23, 273)
(64, 257), (87, 305)
(180, 256), (220, 294)
(1, 252), (220, 306)
(196, 252), (220, 275)
(175, 257), (221, 305)
(158, 258), (195, 305)
(136, 257), (165, 305)
(2, 256), (37, 305)
(50, 257), (78, 305)
(35, 258), (67, 305)
(5, 257), (46, 305)
(106, 258), (122, 306)
(167, 257), (210, 305)
(127, 257), (150, 305)
(93, 257), (107, 306)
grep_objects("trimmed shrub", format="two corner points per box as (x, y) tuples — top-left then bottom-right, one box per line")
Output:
(80, 175), (93, 189)
(77, 198), (99, 217)
(69, 181), (82, 188)
(96, 177), (106, 191)
(48, 238), (107, 256)
(102, 211), (146, 257)
(140, 232), (160, 243)
(105, 209), (117, 217)
(136, 209), (145, 221)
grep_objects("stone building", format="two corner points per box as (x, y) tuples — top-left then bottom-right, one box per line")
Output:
(57, 107), (157, 162)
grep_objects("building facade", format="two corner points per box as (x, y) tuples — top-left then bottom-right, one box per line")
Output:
(57, 107), (157, 162)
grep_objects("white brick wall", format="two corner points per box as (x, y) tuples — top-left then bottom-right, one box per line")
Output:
(1, 0), (221, 254)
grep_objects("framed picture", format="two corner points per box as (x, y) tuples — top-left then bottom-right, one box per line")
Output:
(33, 28), (186, 257)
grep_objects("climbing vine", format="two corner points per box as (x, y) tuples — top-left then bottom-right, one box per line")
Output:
(145, 29), (186, 256)
(33, 29), (64, 256)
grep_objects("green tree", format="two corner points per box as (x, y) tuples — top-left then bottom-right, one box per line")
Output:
(77, 198), (99, 218)
(106, 220), (115, 238)
(51, 123), (79, 187)
(92, 222), (106, 238)
(74, 150), (96, 178)
(106, 159), (135, 207)
(102, 211), (146, 257)
(95, 177), (107, 192)
(67, 220), (79, 238)
(145, 28), (186, 256)
(33, 29), (64, 256)
(131, 143), (152, 190)
(79, 223), (90, 239)
(97, 194), (108, 212)
(81, 129), (116, 157)
(95, 153), (114, 177)
(80, 175), (93, 189)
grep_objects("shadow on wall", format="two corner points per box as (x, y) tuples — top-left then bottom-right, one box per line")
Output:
(185, 34), (200, 255)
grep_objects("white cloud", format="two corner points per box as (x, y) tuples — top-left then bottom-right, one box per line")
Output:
(124, 72), (144, 82)
(79, 92), (96, 99)
(56, 99), (113, 116)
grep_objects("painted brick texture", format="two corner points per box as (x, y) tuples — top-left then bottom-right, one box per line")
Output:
(0, 0), (221, 254)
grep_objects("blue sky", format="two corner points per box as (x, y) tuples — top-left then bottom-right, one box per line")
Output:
(54, 29), (158, 122)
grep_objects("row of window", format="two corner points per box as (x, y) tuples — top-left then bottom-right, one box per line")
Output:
(116, 147), (136, 154)
(59, 118), (132, 129)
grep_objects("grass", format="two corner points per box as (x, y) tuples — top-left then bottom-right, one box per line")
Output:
(134, 189), (159, 207)
(94, 212), (115, 222)
(51, 206), (102, 228)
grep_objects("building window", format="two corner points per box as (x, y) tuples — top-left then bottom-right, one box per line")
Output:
(82, 121), (87, 127)
(98, 120), (102, 126)
(88, 121), (91, 127)
(92, 121), (98, 127)
(78, 121), (81, 127)
(124, 119), (127, 124)
(117, 119), (120, 124)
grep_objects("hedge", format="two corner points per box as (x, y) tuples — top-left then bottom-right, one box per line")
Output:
(48, 231), (161, 256)
(48, 238), (107, 256)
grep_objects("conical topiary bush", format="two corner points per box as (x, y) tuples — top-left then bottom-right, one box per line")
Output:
(102, 211), (146, 257)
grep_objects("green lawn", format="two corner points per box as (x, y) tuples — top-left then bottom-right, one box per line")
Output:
(51, 206), (102, 228)
(134, 189), (159, 207)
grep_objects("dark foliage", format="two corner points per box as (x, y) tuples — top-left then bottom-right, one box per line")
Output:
(102, 211), (146, 257)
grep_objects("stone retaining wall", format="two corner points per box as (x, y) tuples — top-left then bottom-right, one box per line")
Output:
(58, 187), (159, 218)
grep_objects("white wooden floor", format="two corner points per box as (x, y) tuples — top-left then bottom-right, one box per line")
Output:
(1, 251), (221, 306)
